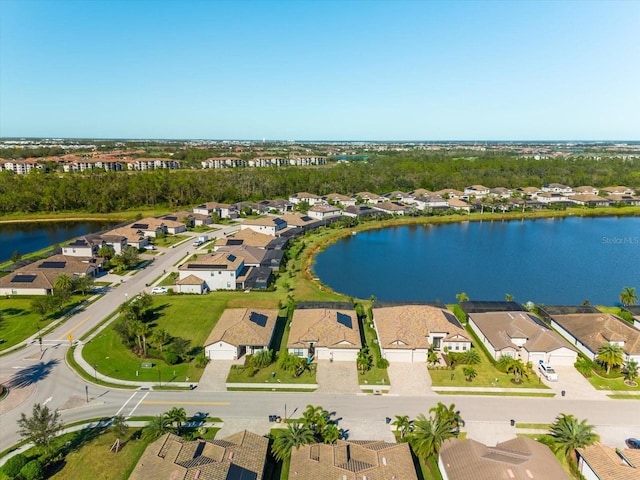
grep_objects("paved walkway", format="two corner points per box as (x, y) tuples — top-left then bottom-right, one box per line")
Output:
(387, 363), (434, 396)
(315, 360), (360, 394)
(544, 365), (609, 400)
(197, 360), (235, 392)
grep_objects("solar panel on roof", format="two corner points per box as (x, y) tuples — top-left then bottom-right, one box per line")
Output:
(12, 274), (37, 283)
(337, 312), (353, 329)
(227, 239), (243, 245)
(300, 216), (312, 221)
(274, 218), (286, 225)
(68, 239), (88, 246)
(131, 223), (149, 229)
(249, 312), (268, 327)
(227, 254), (236, 262)
(187, 264), (227, 269)
(39, 261), (66, 269)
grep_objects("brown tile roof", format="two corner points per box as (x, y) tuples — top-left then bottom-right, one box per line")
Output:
(469, 311), (576, 354)
(223, 229), (274, 248)
(289, 440), (418, 480)
(0, 270), (56, 290)
(179, 252), (243, 272)
(288, 309), (362, 350)
(129, 430), (268, 480)
(204, 308), (278, 348)
(176, 274), (206, 285)
(373, 305), (469, 350)
(577, 442), (640, 480)
(551, 313), (640, 355)
(439, 437), (570, 479)
(279, 213), (321, 227)
(104, 226), (147, 244)
(215, 245), (265, 265)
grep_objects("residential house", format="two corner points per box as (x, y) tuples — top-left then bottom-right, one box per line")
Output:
(204, 308), (279, 360)
(289, 440), (418, 480)
(541, 183), (573, 195)
(434, 188), (465, 199)
(241, 217), (288, 236)
(288, 308), (362, 361)
(128, 431), (268, 480)
(439, 437), (570, 480)
(193, 201), (237, 219)
(215, 244), (283, 271)
(100, 234), (127, 255)
(623, 306), (640, 330)
(537, 192), (574, 205)
(288, 192), (323, 206)
(607, 193), (640, 206)
(489, 187), (512, 198)
(288, 155), (326, 166)
(126, 218), (166, 238)
(307, 204), (342, 221)
(62, 235), (104, 257)
(163, 210), (212, 227)
(354, 191), (384, 204)
(447, 198), (471, 212)
(257, 199), (293, 214)
(568, 194), (612, 207)
(573, 186), (600, 195)
(549, 312), (640, 363)
(175, 274), (208, 294)
(577, 442), (640, 480)
(324, 193), (356, 207)
(411, 194), (449, 211)
(372, 201), (407, 215)
(342, 205), (378, 218)
(385, 190), (412, 202)
(279, 213), (323, 232)
(463, 185), (490, 198)
(373, 305), (471, 363)
(218, 229), (277, 249)
(601, 186), (635, 195)
(103, 226), (148, 249)
(178, 252), (246, 291)
(201, 157), (246, 169)
(248, 156), (286, 167)
(468, 311), (577, 365)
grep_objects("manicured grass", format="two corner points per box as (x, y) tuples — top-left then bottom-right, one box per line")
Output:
(158, 272), (178, 286)
(435, 391), (555, 397)
(0, 294), (90, 352)
(515, 423), (551, 429)
(226, 363), (317, 384)
(153, 234), (189, 248)
(584, 368), (640, 392)
(47, 429), (152, 480)
(429, 361), (546, 389)
(82, 295), (227, 383)
(66, 346), (138, 389)
(359, 312), (390, 386)
(608, 394), (640, 399)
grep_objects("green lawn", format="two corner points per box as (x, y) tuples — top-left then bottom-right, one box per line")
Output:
(585, 368), (640, 392)
(82, 295), (228, 383)
(226, 363), (317, 385)
(437, 391), (555, 397)
(0, 294), (90, 352)
(153, 234), (189, 248)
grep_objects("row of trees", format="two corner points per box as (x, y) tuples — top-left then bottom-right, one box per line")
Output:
(1, 154), (639, 213)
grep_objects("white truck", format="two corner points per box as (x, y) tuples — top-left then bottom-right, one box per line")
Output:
(192, 235), (208, 247)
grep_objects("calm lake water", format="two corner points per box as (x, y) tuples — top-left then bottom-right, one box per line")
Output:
(313, 216), (640, 305)
(0, 221), (119, 263)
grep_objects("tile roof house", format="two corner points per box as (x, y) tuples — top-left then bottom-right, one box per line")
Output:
(129, 430), (268, 480)
(447, 198), (471, 212)
(373, 305), (471, 363)
(220, 229), (277, 249)
(325, 193), (356, 207)
(288, 192), (323, 205)
(468, 311), (578, 365)
(439, 437), (570, 480)
(288, 308), (362, 361)
(550, 313), (640, 362)
(103, 226), (149, 249)
(372, 201), (408, 215)
(354, 191), (384, 204)
(568, 194), (613, 207)
(307, 204), (342, 220)
(204, 308), (279, 360)
(241, 217), (289, 236)
(577, 442), (640, 480)
(178, 252), (246, 291)
(61, 234), (105, 257)
(175, 274), (208, 294)
(463, 185), (490, 197)
(601, 186), (635, 195)
(289, 440), (418, 480)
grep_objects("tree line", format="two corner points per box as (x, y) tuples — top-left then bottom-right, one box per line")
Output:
(0, 154), (639, 214)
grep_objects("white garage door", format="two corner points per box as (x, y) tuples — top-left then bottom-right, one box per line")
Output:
(548, 350), (577, 366)
(383, 350), (414, 363)
(206, 344), (236, 360)
(330, 349), (357, 362)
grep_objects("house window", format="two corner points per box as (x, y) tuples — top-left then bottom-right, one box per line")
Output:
(293, 349), (304, 357)
(462, 345), (467, 351)
(455, 344), (460, 351)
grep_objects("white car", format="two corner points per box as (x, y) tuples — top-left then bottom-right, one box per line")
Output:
(151, 286), (168, 294)
(192, 240), (203, 247)
(538, 361), (558, 381)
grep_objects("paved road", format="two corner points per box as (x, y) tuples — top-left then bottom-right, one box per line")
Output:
(1, 222), (639, 455)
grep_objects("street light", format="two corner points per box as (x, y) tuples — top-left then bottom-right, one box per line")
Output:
(157, 369), (162, 387)
(93, 364), (98, 381)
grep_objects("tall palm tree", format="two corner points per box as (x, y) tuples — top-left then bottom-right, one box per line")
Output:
(429, 402), (462, 434)
(455, 292), (469, 304)
(271, 422), (315, 461)
(624, 359), (638, 384)
(506, 358), (528, 383)
(392, 415), (412, 439)
(54, 273), (74, 293)
(505, 293), (514, 302)
(409, 413), (455, 459)
(548, 413), (597, 465)
(596, 342), (624, 374)
(356, 347), (373, 374)
(166, 407), (188, 434)
(620, 286), (638, 306)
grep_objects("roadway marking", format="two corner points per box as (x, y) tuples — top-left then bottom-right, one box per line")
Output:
(142, 401), (230, 406)
(58, 315), (92, 341)
(114, 391), (139, 417)
(43, 396), (53, 405)
(128, 392), (150, 417)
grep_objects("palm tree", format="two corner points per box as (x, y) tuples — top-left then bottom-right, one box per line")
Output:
(302, 404), (327, 432)
(322, 424), (341, 444)
(152, 328), (172, 353)
(142, 414), (170, 440)
(548, 413), (597, 465)
(271, 422), (315, 461)
(409, 413), (455, 458)
(455, 292), (469, 304)
(505, 293), (514, 302)
(429, 402), (462, 434)
(460, 348), (481, 365)
(111, 414), (128, 443)
(624, 359), (638, 385)
(356, 347), (373, 374)
(427, 349), (439, 366)
(620, 286), (638, 306)
(166, 407), (188, 434)
(463, 366), (477, 382)
(506, 358), (528, 383)
(392, 415), (412, 439)
(54, 274), (74, 293)
(596, 342), (624, 374)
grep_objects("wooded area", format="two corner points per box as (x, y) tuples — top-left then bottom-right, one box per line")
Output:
(0, 154), (638, 214)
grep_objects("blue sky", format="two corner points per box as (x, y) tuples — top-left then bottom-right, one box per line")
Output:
(1, 0), (639, 140)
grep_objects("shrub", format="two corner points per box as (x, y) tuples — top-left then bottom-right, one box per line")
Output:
(195, 353), (209, 368)
(247, 367), (259, 378)
(164, 352), (181, 365)
(376, 358), (389, 369)
(20, 459), (45, 480)
(3, 454), (28, 477)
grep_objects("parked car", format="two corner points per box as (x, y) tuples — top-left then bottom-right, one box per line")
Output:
(144, 245), (157, 250)
(538, 360), (558, 381)
(626, 438), (640, 449)
(151, 286), (168, 294)
(192, 239), (203, 247)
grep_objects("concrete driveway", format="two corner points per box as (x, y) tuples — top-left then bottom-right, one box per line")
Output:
(538, 365), (607, 400)
(197, 360), (234, 391)
(315, 360), (360, 394)
(387, 362), (434, 396)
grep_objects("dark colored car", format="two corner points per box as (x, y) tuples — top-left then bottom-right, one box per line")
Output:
(625, 438), (640, 449)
